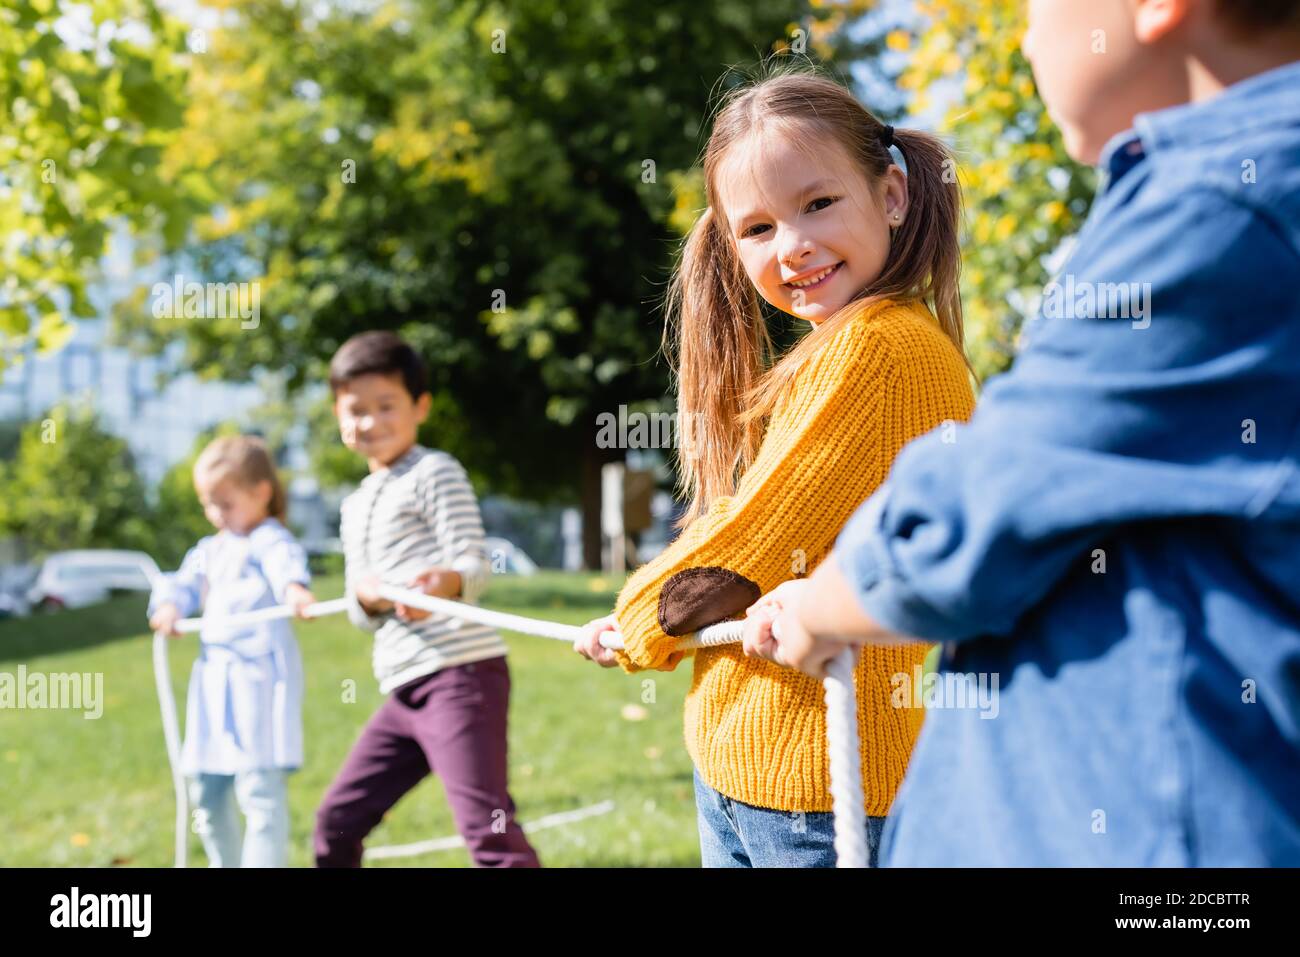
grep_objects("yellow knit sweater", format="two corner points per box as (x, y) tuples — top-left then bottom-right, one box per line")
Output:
(613, 298), (976, 814)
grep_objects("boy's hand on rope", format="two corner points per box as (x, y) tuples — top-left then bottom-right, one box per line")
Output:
(355, 576), (395, 616)
(149, 602), (183, 638)
(574, 615), (622, 668)
(396, 567), (463, 621)
(286, 582), (318, 619)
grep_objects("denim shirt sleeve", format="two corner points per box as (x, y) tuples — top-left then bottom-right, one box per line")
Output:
(835, 187), (1300, 642)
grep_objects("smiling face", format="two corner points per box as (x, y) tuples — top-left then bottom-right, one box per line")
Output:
(333, 372), (432, 470)
(715, 127), (907, 326)
(194, 474), (272, 536)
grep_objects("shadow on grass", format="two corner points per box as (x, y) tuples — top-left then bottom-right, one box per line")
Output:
(0, 593), (151, 664)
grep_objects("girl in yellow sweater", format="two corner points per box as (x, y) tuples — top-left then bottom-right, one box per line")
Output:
(574, 68), (975, 866)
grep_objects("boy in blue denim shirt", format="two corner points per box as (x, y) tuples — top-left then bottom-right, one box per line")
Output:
(743, 1), (1300, 864)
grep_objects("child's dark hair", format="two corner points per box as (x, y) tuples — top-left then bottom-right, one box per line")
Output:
(328, 331), (429, 400)
(1218, 0), (1300, 31)
(665, 65), (964, 526)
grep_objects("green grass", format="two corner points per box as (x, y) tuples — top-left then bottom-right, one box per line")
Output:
(0, 571), (700, 867)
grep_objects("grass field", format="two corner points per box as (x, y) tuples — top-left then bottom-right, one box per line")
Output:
(0, 571), (703, 867)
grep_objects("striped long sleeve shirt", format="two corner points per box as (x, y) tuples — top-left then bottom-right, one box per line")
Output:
(340, 444), (506, 693)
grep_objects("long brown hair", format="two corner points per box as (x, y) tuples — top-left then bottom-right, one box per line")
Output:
(665, 64), (964, 527)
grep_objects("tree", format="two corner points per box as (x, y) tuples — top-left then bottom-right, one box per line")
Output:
(113, 0), (885, 567)
(0, 404), (154, 555)
(898, 0), (1096, 379)
(0, 0), (198, 375)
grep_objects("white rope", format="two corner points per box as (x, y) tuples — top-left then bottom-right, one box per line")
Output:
(152, 632), (188, 869)
(363, 799), (617, 861)
(377, 586), (583, 642)
(824, 648), (869, 868)
(156, 584), (867, 868)
(372, 585), (755, 651)
(173, 597), (351, 634)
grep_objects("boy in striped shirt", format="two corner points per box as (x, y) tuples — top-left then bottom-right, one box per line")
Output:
(313, 330), (539, 867)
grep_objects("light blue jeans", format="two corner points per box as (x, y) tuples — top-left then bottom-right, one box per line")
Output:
(694, 768), (885, 867)
(188, 769), (291, 868)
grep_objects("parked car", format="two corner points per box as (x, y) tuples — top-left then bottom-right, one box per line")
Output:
(483, 537), (538, 576)
(27, 550), (162, 612)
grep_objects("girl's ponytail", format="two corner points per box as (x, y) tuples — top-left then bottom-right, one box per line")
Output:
(879, 127), (964, 354)
(664, 205), (772, 527)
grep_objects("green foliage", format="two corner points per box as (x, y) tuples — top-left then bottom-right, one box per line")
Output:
(0, 403), (153, 554)
(112, 0), (883, 501)
(0, 0), (198, 375)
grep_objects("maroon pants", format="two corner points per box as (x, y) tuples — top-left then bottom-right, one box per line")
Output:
(314, 656), (540, 867)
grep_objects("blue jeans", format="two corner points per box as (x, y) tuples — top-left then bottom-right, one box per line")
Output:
(189, 769), (290, 867)
(693, 768), (885, 867)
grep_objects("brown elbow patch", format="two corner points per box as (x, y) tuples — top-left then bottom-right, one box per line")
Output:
(657, 566), (762, 637)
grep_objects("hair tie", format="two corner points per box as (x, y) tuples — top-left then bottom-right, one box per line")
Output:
(880, 124), (896, 149)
